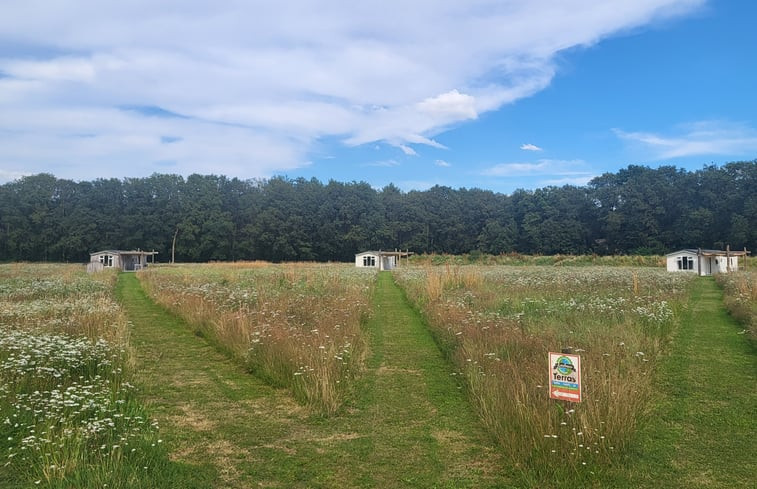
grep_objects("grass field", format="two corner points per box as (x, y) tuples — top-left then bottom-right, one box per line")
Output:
(1, 260), (754, 487)
(138, 262), (374, 414)
(0, 264), (198, 488)
(603, 276), (756, 488)
(394, 265), (694, 484)
(118, 270), (510, 487)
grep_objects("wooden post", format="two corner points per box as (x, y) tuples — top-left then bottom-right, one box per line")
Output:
(697, 248), (702, 276)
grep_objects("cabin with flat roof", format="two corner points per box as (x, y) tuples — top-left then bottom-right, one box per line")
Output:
(666, 248), (748, 276)
(87, 250), (158, 273)
(355, 250), (412, 271)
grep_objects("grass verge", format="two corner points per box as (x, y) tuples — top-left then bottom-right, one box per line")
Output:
(608, 277), (757, 488)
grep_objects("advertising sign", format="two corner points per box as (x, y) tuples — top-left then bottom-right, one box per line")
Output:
(549, 352), (581, 402)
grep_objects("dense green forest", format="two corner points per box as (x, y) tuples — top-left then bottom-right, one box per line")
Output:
(0, 161), (754, 262)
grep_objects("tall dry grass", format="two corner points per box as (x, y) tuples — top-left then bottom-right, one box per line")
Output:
(715, 269), (757, 338)
(0, 264), (129, 344)
(139, 262), (374, 415)
(395, 265), (693, 480)
(412, 253), (666, 268)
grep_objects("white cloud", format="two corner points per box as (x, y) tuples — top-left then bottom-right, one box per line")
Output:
(364, 159), (400, 168)
(541, 175), (596, 187)
(399, 144), (417, 156)
(614, 121), (757, 159)
(0, 1), (704, 180)
(0, 169), (32, 184)
(416, 90), (477, 121)
(396, 180), (437, 192)
(3, 56), (98, 82)
(435, 160), (452, 167)
(520, 143), (543, 151)
(482, 159), (590, 177)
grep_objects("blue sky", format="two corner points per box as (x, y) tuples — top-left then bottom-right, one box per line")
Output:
(1, 1), (755, 193)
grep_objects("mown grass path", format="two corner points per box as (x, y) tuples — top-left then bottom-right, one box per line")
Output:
(353, 272), (508, 487)
(614, 277), (757, 488)
(117, 272), (510, 488)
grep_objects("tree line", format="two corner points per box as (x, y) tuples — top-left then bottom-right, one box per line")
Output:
(0, 161), (754, 263)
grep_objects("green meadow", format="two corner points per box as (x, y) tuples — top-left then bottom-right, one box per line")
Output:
(1, 261), (754, 488)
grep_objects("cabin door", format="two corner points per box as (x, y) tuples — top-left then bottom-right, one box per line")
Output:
(704, 257), (714, 276)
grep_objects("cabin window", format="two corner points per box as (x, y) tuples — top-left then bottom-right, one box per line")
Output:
(99, 254), (114, 267)
(677, 256), (694, 270)
(362, 256), (376, 267)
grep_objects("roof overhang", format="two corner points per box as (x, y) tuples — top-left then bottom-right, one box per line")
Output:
(355, 251), (413, 258)
(666, 249), (749, 257)
(90, 250), (159, 256)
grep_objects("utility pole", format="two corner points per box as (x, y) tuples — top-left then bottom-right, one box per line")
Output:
(171, 226), (179, 264)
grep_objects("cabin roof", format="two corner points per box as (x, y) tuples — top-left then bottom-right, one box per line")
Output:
(355, 250), (413, 257)
(666, 248), (748, 257)
(90, 250), (158, 256)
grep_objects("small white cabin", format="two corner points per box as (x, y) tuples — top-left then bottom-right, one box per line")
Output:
(666, 248), (748, 276)
(355, 250), (412, 271)
(88, 250), (158, 273)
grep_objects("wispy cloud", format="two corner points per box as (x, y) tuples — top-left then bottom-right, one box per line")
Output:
(435, 159), (452, 167)
(541, 175), (596, 186)
(481, 159), (590, 177)
(364, 159), (400, 168)
(396, 180), (437, 192)
(399, 144), (417, 156)
(520, 143), (543, 151)
(614, 121), (757, 159)
(0, 1), (703, 180)
(0, 169), (31, 183)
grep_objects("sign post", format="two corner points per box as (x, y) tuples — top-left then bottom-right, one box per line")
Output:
(549, 352), (581, 402)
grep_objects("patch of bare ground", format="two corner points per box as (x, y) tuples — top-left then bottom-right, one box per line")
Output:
(433, 429), (502, 480)
(206, 440), (243, 486)
(376, 365), (423, 375)
(167, 402), (216, 432)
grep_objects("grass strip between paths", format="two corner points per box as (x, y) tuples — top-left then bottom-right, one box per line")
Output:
(611, 277), (757, 488)
(117, 271), (512, 488)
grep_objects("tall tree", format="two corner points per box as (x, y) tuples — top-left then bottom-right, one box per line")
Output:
(0, 161), (754, 262)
